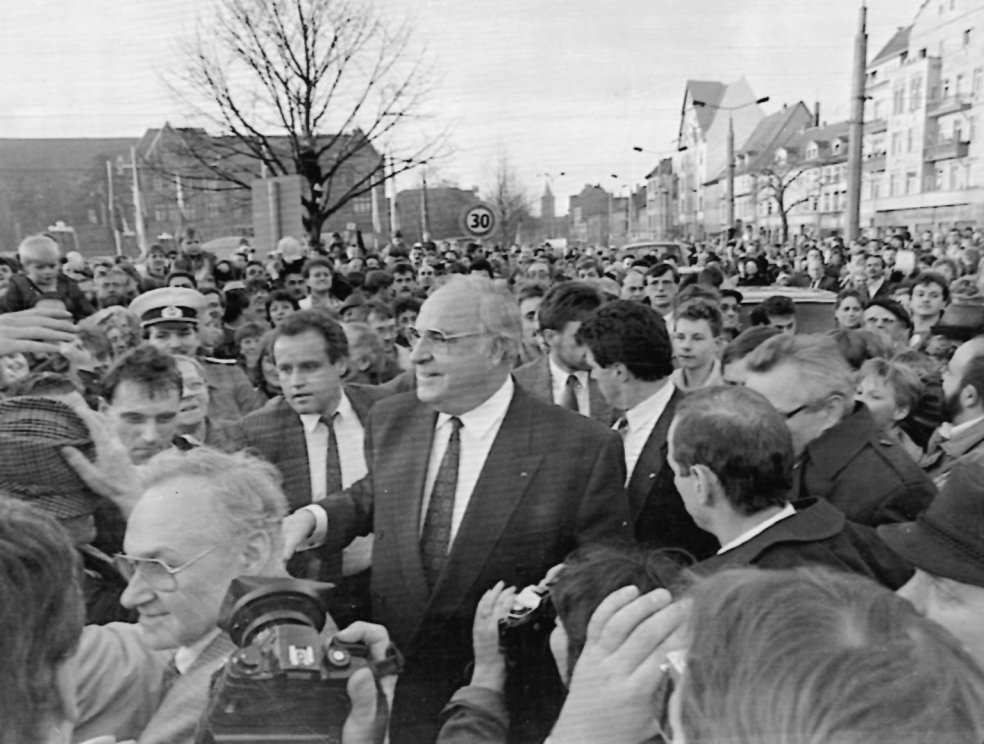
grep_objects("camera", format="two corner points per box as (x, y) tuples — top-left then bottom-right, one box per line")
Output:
(195, 576), (370, 744)
(498, 584), (556, 667)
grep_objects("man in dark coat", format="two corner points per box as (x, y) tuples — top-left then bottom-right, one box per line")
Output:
(281, 276), (632, 744)
(672, 387), (912, 588)
(744, 333), (935, 527)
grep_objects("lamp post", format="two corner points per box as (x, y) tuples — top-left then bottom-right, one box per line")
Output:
(693, 96), (769, 236)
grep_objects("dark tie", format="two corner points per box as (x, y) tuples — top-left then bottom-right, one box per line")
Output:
(322, 413), (343, 495)
(420, 417), (462, 591)
(162, 655), (181, 694)
(613, 416), (629, 438)
(560, 374), (581, 413)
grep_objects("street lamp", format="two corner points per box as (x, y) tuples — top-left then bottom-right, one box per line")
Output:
(693, 96), (769, 235)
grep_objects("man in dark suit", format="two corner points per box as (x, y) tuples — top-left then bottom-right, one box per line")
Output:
(233, 310), (389, 601)
(674, 386), (912, 589)
(575, 300), (717, 560)
(281, 276), (632, 744)
(513, 281), (614, 425)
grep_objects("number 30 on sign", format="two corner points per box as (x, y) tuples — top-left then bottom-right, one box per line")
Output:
(461, 203), (497, 238)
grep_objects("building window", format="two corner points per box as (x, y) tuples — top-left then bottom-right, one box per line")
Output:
(907, 129), (914, 152)
(891, 132), (903, 154)
(152, 175), (165, 193)
(965, 28), (972, 47)
(185, 204), (196, 220)
(88, 208), (98, 225)
(956, 74), (965, 97)
(893, 86), (905, 114)
(207, 200), (220, 219)
(910, 77), (923, 109)
(154, 205), (167, 222)
(889, 174), (898, 196)
(906, 172), (918, 194)
(353, 195), (371, 214)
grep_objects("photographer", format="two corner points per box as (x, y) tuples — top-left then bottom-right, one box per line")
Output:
(63, 446), (398, 744)
(437, 545), (684, 744)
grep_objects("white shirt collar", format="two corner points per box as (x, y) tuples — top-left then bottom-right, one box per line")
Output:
(548, 355), (588, 387)
(173, 627), (222, 674)
(716, 502), (796, 554)
(299, 390), (354, 434)
(624, 380), (675, 433)
(437, 376), (513, 439)
(943, 413), (984, 441)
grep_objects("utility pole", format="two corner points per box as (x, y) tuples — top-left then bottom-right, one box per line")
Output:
(727, 115), (736, 233)
(846, 4), (867, 242)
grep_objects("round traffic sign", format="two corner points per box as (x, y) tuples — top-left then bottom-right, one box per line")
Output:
(461, 203), (497, 238)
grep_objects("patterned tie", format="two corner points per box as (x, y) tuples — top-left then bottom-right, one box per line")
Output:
(323, 412), (343, 495)
(420, 417), (462, 591)
(560, 374), (581, 413)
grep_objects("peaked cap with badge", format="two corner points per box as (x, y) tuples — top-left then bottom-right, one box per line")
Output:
(128, 287), (207, 328)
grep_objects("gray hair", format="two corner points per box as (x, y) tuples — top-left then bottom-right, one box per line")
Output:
(141, 448), (286, 554)
(437, 276), (522, 364)
(746, 333), (856, 402)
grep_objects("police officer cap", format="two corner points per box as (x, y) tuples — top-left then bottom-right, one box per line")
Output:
(129, 287), (207, 327)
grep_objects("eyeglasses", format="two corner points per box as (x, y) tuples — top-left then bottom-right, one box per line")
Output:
(406, 326), (485, 351)
(113, 545), (218, 592)
(780, 397), (827, 419)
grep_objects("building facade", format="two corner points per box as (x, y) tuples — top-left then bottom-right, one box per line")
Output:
(861, 2), (984, 234)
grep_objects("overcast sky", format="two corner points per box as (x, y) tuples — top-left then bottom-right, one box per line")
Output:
(0, 0), (924, 212)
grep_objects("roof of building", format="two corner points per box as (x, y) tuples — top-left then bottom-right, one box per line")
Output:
(710, 102), (813, 181)
(684, 80), (726, 133)
(870, 25), (911, 66)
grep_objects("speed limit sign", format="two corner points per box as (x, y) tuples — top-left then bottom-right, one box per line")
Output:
(461, 203), (497, 238)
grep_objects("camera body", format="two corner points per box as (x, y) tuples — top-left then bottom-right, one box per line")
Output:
(498, 584), (556, 667)
(196, 576), (370, 744)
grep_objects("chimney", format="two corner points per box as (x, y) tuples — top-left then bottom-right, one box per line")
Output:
(814, 101), (821, 127)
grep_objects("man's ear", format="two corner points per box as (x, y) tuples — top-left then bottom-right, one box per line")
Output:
(690, 464), (721, 508)
(241, 529), (275, 574)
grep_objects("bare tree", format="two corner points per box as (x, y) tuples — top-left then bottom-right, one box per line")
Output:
(485, 153), (531, 248)
(160, 0), (446, 247)
(755, 161), (820, 244)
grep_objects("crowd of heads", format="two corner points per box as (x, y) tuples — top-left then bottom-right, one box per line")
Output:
(4, 224), (984, 742)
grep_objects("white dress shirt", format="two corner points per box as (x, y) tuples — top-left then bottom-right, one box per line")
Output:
(617, 381), (676, 483)
(302, 392), (368, 549)
(420, 377), (514, 545)
(299, 391), (368, 500)
(548, 356), (590, 416)
(716, 502), (796, 554)
(173, 627), (222, 674)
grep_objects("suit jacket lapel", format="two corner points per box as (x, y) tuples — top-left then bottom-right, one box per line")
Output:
(532, 356), (553, 402)
(280, 402), (312, 511)
(388, 405), (439, 614)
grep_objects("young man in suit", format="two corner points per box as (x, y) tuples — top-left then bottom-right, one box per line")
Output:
(575, 300), (718, 560)
(281, 276), (631, 744)
(513, 280), (613, 425)
(233, 310), (388, 593)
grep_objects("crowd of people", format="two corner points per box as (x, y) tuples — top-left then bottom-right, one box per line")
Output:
(1, 224), (984, 743)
